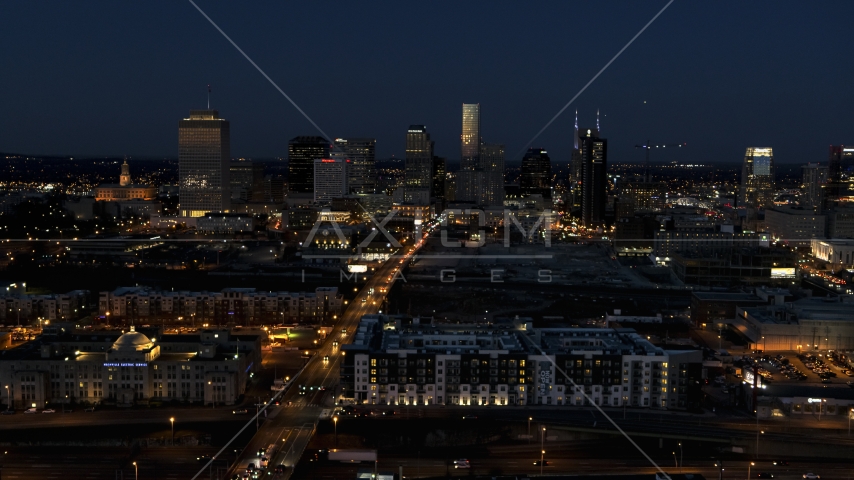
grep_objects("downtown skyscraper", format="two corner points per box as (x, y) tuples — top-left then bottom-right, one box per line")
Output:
(520, 148), (551, 199)
(313, 158), (349, 205)
(739, 147), (775, 208)
(579, 128), (607, 227)
(178, 109), (230, 217)
(404, 125), (434, 204)
(332, 137), (376, 194)
(457, 103), (504, 206)
(460, 103), (481, 169)
(288, 136), (330, 194)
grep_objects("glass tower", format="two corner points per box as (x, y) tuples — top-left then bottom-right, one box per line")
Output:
(460, 103), (481, 170)
(178, 109), (230, 217)
(739, 147), (775, 208)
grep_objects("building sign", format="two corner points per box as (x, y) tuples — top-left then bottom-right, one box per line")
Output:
(104, 362), (147, 367)
(771, 267), (796, 279)
(347, 265), (367, 273)
(538, 362), (551, 396)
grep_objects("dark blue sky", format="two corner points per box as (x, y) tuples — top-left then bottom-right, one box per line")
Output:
(1, 1), (852, 165)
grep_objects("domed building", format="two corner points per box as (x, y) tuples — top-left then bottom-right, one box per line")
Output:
(0, 325), (262, 409)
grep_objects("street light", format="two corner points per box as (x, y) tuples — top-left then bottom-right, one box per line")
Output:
(4, 385), (8, 412)
(747, 461), (754, 480)
(541, 426), (546, 455)
(849, 408), (853, 437)
(678, 441), (683, 473)
(528, 417), (532, 442)
(540, 450), (545, 476)
(672, 451), (677, 468)
(133, 461), (138, 480)
(170, 417), (175, 446)
(333, 415), (338, 442)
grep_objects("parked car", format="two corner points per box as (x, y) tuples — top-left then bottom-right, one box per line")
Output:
(84, 407), (96, 412)
(453, 459), (470, 469)
(42, 409), (56, 414)
(1, 410), (15, 415)
(24, 408), (38, 414)
(232, 409), (248, 414)
(803, 474), (820, 479)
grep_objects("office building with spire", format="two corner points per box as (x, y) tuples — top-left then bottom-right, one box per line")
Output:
(739, 147), (775, 209)
(404, 125), (434, 204)
(178, 109), (231, 217)
(332, 137), (376, 194)
(579, 128), (607, 227)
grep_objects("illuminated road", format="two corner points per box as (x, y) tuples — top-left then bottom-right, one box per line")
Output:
(208, 225), (435, 480)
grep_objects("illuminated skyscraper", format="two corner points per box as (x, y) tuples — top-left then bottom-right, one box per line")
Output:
(460, 103), (481, 170)
(332, 137), (376, 194)
(579, 128), (607, 227)
(739, 147), (775, 208)
(178, 109), (230, 217)
(404, 125), (433, 203)
(288, 136), (330, 194)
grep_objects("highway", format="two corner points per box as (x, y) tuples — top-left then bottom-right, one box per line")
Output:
(208, 227), (434, 480)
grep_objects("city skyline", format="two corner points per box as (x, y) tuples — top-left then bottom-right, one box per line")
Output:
(1, 2), (852, 165)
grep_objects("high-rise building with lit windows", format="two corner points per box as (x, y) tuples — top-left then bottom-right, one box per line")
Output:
(332, 137), (376, 194)
(288, 136), (331, 194)
(739, 147), (775, 208)
(178, 109), (230, 217)
(460, 103), (481, 170)
(313, 158), (349, 205)
(579, 128), (607, 227)
(404, 125), (433, 203)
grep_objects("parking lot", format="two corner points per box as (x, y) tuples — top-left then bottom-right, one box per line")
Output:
(739, 351), (854, 387)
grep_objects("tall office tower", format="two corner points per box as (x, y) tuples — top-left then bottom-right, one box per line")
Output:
(404, 125), (434, 204)
(520, 148), (552, 198)
(460, 103), (481, 170)
(432, 156), (447, 203)
(229, 160), (265, 201)
(825, 145), (854, 209)
(178, 109), (230, 217)
(119, 160), (131, 187)
(288, 136), (330, 194)
(313, 158), (349, 204)
(579, 128), (608, 227)
(481, 143), (505, 205)
(802, 163), (828, 211)
(739, 147), (775, 208)
(332, 137), (376, 194)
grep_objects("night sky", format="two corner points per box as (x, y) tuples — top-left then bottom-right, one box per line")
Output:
(1, 1), (852, 165)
